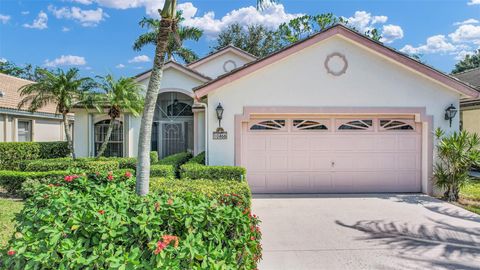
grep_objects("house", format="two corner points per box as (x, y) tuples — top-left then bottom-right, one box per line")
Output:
(0, 73), (71, 142)
(454, 68), (480, 134)
(73, 24), (479, 195)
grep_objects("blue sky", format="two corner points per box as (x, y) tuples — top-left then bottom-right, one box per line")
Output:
(0, 0), (479, 78)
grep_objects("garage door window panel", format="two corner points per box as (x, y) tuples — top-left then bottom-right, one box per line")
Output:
(292, 120), (329, 131)
(250, 120), (286, 131)
(337, 119), (374, 131)
(379, 119), (415, 131)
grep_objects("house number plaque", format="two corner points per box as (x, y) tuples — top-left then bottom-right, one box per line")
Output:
(213, 129), (227, 140)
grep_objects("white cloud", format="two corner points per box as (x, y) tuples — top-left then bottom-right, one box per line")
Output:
(0, 58), (7, 63)
(344, 11), (389, 33)
(21, 11), (30, 15)
(400, 35), (457, 54)
(72, 0), (94, 4)
(23, 11), (48, 29)
(128, 55), (150, 63)
(48, 6), (107, 27)
(449, 24), (480, 44)
(180, 2), (303, 37)
(115, 64), (125, 68)
(467, 0), (480, 5)
(0, 14), (10, 24)
(380, 24), (404, 43)
(44, 55), (86, 67)
(454, 49), (475, 60)
(454, 18), (479, 26)
(62, 26), (71, 32)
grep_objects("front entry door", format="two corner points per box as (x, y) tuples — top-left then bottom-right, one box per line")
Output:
(160, 122), (186, 158)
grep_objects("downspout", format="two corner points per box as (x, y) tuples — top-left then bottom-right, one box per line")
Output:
(194, 100), (208, 165)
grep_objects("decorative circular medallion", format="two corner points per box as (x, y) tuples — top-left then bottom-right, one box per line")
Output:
(324, 53), (348, 76)
(223, 60), (237, 73)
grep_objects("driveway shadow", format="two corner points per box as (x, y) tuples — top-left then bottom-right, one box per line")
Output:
(335, 218), (480, 260)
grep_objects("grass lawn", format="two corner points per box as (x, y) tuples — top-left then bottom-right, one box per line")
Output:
(0, 198), (24, 249)
(458, 179), (480, 215)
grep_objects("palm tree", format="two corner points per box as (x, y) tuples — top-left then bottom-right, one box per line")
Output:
(135, 0), (278, 196)
(133, 12), (203, 64)
(18, 68), (95, 158)
(94, 75), (144, 158)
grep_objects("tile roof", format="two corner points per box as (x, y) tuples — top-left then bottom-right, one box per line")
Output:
(0, 73), (58, 114)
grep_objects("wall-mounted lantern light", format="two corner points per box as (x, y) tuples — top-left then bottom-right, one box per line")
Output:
(444, 104), (458, 127)
(216, 103), (224, 131)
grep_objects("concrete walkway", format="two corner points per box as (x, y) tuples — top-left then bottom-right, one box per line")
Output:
(252, 194), (480, 270)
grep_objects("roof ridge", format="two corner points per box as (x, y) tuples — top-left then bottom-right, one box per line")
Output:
(452, 66), (480, 76)
(0, 72), (35, 83)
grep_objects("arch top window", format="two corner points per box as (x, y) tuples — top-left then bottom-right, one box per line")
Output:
(380, 119), (415, 131)
(250, 120), (286, 131)
(293, 120), (328, 131)
(338, 119), (373, 131)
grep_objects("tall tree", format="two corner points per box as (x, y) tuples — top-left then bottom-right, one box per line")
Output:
(135, 0), (273, 196)
(0, 61), (44, 81)
(18, 68), (95, 158)
(452, 49), (480, 74)
(211, 23), (282, 57)
(135, 0), (178, 196)
(133, 12), (203, 64)
(94, 75), (144, 158)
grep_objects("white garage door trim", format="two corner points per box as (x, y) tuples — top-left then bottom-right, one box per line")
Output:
(234, 107), (434, 194)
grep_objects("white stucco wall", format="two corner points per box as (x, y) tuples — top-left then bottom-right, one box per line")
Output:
(206, 35), (461, 166)
(191, 52), (254, 78)
(33, 119), (63, 141)
(74, 111), (89, 157)
(0, 115), (4, 141)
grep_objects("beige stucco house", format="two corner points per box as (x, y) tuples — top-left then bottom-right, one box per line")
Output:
(0, 73), (71, 142)
(73, 25), (479, 195)
(455, 68), (480, 134)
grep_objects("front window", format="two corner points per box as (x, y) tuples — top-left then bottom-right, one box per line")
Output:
(94, 120), (123, 157)
(17, 120), (32, 142)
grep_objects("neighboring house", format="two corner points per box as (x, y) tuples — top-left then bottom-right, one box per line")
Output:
(454, 68), (480, 134)
(73, 24), (478, 195)
(0, 73), (71, 142)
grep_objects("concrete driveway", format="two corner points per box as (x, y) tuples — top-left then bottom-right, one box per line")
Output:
(252, 194), (480, 270)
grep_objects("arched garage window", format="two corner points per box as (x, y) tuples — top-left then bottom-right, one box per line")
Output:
(94, 120), (123, 157)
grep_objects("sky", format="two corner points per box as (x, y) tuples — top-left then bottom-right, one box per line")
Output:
(0, 0), (479, 78)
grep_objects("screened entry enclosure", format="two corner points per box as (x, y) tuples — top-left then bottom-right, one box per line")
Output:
(152, 92), (194, 158)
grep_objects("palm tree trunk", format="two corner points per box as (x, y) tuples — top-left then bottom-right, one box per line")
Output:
(62, 113), (75, 159)
(136, 14), (174, 196)
(95, 118), (115, 158)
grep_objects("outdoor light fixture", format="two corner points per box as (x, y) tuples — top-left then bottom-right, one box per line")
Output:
(216, 103), (224, 131)
(444, 104), (458, 127)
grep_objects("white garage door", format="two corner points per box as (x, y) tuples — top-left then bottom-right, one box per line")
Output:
(242, 117), (422, 193)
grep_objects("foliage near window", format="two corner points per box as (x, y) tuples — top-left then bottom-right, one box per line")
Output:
(151, 178), (252, 208)
(452, 49), (480, 74)
(150, 165), (175, 179)
(434, 129), (480, 202)
(186, 151), (205, 165)
(0, 142), (70, 170)
(24, 159), (119, 173)
(158, 152), (193, 176)
(180, 163), (246, 182)
(1, 174), (261, 269)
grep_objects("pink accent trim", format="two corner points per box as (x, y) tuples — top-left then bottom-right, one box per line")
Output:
(234, 106), (434, 195)
(196, 25), (478, 99)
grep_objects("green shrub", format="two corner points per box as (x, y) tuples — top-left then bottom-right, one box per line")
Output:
(113, 157), (137, 170)
(187, 151), (205, 165)
(150, 151), (159, 164)
(158, 152), (192, 177)
(180, 163), (246, 181)
(151, 178), (252, 208)
(0, 170), (67, 194)
(1, 174), (261, 269)
(0, 141), (70, 170)
(24, 158), (119, 172)
(150, 165), (175, 179)
(38, 141), (71, 159)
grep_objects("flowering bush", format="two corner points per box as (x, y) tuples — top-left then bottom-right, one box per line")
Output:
(1, 173), (262, 269)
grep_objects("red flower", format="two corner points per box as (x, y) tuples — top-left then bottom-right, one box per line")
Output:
(124, 171), (132, 178)
(250, 236), (255, 241)
(167, 198), (173, 205)
(154, 202), (161, 212)
(7, 249), (15, 256)
(64, 175), (78, 182)
(98, 210), (105, 215)
(48, 184), (54, 187)
(107, 174), (114, 181)
(153, 235), (179, 254)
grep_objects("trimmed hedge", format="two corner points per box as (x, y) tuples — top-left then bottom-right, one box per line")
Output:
(150, 151), (159, 164)
(0, 141), (70, 170)
(151, 177), (252, 208)
(158, 152), (193, 177)
(180, 163), (246, 181)
(0, 170), (67, 194)
(186, 151), (205, 165)
(150, 165), (175, 179)
(24, 159), (119, 172)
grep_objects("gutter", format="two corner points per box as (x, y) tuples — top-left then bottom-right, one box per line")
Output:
(0, 107), (74, 121)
